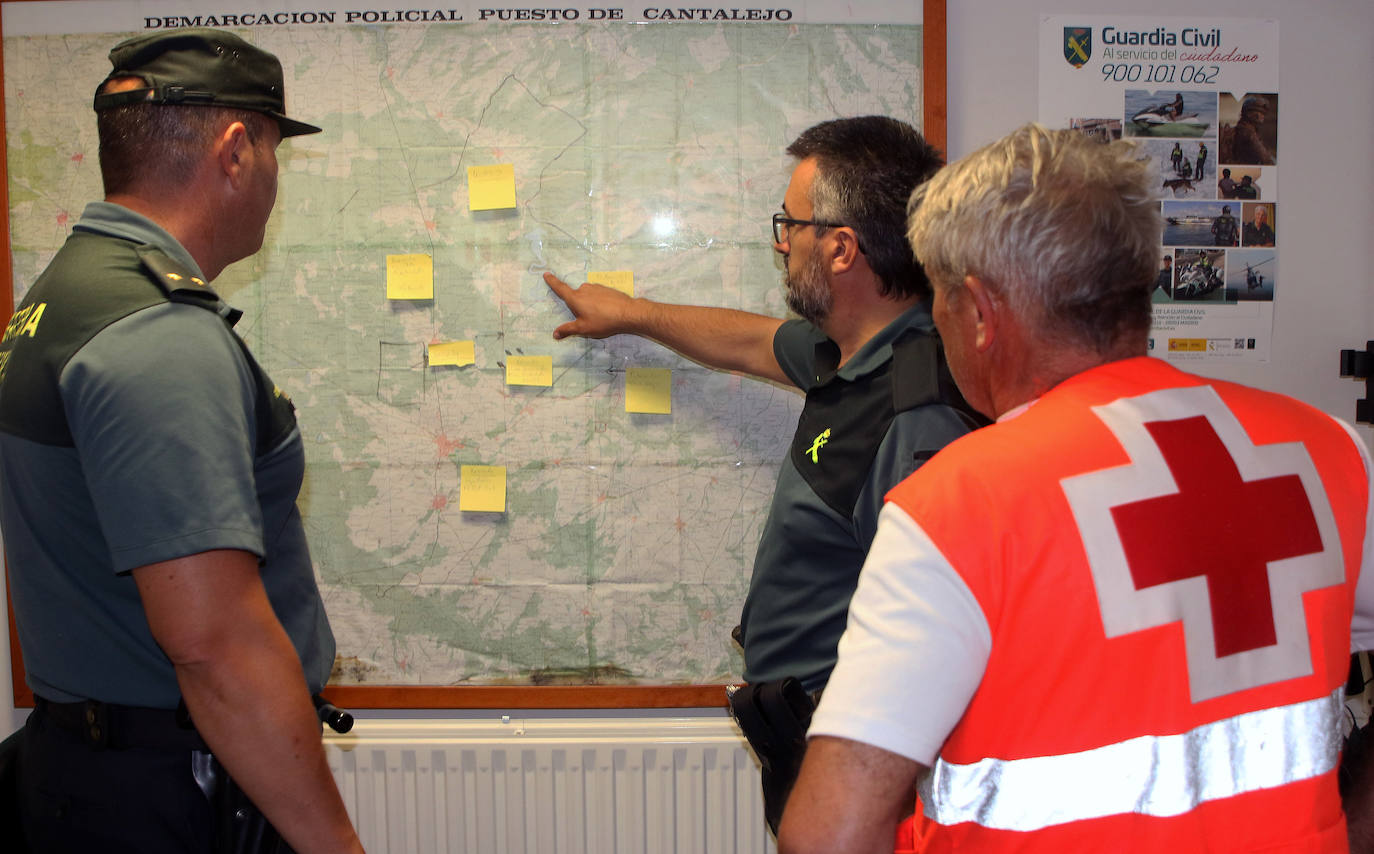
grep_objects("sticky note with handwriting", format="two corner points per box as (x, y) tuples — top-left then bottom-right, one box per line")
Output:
(587, 270), (634, 296)
(386, 253), (433, 300)
(506, 355), (553, 387)
(626, 367), (671, 414)
(467, 163), (517, 211)
(428, 340), (475, 366)
(459, 465), (506, 512)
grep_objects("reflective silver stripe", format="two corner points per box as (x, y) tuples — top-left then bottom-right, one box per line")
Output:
(919, 689), (1344, 832)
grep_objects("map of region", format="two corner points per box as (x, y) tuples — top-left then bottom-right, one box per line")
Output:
(4, 21), (924, 687)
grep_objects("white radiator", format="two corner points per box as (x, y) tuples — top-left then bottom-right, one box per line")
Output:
(324, 715), (776, 854)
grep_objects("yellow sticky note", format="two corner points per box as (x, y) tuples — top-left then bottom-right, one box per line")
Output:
(626, 367), (671, 414)
(588, 270), (634, 297)
(506, 355), (553, 387)
(459, 465), (506, 512)
(386, 254), (433, 300)
(428, 340), (475, 367)
(468, 163), (517, 211)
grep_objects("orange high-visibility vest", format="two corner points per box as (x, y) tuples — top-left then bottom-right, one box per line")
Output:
(887, 357), (1369, 853)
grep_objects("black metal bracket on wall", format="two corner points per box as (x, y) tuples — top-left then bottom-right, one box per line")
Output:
(1339, 341), (1373, 424)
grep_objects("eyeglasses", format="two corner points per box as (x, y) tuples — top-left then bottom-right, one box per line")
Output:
(772, 212), (846, 245)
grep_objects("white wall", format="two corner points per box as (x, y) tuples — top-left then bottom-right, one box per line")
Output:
(4, 0), (1372, 737)
(946, 0), (1374, 443)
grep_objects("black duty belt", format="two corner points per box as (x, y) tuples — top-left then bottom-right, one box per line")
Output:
(35, 696), (208, 751)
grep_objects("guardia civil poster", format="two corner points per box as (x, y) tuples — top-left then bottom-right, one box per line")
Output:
(1039, 16), (1279, 364)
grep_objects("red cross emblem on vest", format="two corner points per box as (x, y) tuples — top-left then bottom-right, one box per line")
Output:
(1061, 385), (1343, 702)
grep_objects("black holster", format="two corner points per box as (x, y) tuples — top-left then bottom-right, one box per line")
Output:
(192, 751), (296, 854)
(727, 677), (817, 835)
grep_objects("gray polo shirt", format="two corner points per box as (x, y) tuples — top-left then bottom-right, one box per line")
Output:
(0, 202), (334, 707)
(738, 302), (976, 693)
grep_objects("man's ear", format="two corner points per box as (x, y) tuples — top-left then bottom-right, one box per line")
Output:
(962, 274), (998, 352)
(215, 121), (252, 189)
(827, 226), (862, 275)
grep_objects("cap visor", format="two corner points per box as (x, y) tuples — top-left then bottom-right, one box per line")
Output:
(274, 114), (322, 137)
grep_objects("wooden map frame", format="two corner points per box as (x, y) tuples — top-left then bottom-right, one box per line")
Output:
(1, 0), (946, 709)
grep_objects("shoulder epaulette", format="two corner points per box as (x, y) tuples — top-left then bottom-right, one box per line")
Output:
(137, 244), (287, 446)
(136, 245), (242, 326)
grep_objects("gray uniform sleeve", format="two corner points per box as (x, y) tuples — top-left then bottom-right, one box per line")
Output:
(772, 319), (829, 390)
(62, 302), (265, 572)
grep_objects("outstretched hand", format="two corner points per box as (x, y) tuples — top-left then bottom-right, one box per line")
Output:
(543, 270), (789, 384)
(544, 271), (636, 340)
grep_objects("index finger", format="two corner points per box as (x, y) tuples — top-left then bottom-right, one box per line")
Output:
(543, 271), (575, 296)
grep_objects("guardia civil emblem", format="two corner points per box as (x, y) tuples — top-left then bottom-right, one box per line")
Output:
(1063, 27), (1092, 68)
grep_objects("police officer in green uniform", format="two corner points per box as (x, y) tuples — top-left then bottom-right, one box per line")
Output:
(543, 116), (983, 833)
(0, 29), (363, 854)
(1234, 175), (1260, 200)
(1211, 205), (1239, 246)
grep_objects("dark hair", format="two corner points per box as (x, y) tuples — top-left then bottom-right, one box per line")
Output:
(96, 80), (268, 195)
(786, 116), (944, 300)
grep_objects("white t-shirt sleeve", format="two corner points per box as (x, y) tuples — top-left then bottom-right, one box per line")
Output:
(1339, 420), (1374, 652)
(808, 503), (991, 766)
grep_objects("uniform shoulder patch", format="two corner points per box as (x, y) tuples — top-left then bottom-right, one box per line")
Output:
(135, 245), (241, 325)
(136, 245), (215, 304)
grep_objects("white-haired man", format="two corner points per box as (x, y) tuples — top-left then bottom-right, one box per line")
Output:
(779, 124), (1374, 853)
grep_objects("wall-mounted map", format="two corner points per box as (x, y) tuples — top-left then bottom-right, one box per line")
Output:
(4, 3), (925, 689)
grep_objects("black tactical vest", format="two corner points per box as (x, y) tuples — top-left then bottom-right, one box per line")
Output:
(789, 329), (987, 520)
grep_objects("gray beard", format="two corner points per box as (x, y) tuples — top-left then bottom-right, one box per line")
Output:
(783, 251), (831, 326)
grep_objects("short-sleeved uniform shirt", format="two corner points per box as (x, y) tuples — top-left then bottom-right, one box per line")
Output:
(737, 302), (977, 693)
(0, 202), (335, 708)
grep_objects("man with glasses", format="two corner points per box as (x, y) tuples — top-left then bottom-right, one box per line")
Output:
(544, 115), (982, 832)
(780, 123), (1374, 854)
